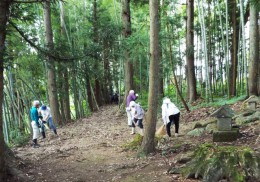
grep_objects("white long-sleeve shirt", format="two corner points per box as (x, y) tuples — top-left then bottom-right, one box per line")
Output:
(130, 104), (144, 120)
(39, 107), (52, 121)
(161, 102), (180, 124)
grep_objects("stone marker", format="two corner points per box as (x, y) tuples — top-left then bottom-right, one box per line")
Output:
(211, 105), (238, 142)
(244, 96), (259, 110)
(211, 104), (234, 131)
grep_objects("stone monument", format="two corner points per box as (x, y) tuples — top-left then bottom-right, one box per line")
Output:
(211, 105), (238, 142)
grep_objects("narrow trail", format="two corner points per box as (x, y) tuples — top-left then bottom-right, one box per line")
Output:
(11, 105), (183, 182)
(9, 103), (259, 182)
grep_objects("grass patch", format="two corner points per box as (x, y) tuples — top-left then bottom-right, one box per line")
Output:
(121, 134), (143, 151)
(9, 134), (31, 147)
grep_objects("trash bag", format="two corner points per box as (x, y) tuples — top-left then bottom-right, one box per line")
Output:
(156, 124), (166, 136)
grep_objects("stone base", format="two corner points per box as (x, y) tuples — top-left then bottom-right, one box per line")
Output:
(213, 128), (239, 142)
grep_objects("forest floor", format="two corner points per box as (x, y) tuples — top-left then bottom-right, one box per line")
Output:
(7, 102), (260, 182)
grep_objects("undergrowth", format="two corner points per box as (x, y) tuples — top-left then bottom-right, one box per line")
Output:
(181, 143), (260, 182)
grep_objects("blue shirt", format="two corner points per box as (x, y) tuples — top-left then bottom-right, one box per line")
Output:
(30, 106), (39, 125)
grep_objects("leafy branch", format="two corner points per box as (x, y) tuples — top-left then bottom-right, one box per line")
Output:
(11, 0), (63, 4)
(9, 21), (96, 62)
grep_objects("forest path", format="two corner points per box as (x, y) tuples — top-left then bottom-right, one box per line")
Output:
(10, 102), (260, 182)
(12, 105), (193, 182)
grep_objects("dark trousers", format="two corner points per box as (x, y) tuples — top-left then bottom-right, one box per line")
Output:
(132, 118), (144, 129)
(166, 112), (180, 137)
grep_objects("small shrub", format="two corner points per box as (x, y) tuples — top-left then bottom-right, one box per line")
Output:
(11, 134), (30, 147)
(181, 144), (260, 182)
(121, 134), (143, 151)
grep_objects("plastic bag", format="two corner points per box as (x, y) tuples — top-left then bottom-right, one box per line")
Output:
(156, 124), (166, 136)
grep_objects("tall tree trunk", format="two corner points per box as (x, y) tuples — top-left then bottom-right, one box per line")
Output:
(207, 0), (213, 101)
(139, 0), (160, 155)
(258, 17), (260, 95)
(57, 65), (66, 122)
(158, 1), (163, 98)
(85, 72), (94, 111)
(44, 0), (62, 125)
(239, 0), (248, 96)
(225, 0), (230, 98)
(0, 1), (9, 180)
(72, 64), (80, 118)
(122, 0), (134, 104)
(229, 0), (238, 97)
(59, 1), (71, 121)
(248, 2), (259, 96)
(93, 0), (102, 106)
(197, 0), (210, 101)
(103, 40), (111, 104)
(169, 36), (190, 112)
(186, 0), (196, 102)
(83, 1), (94, 112)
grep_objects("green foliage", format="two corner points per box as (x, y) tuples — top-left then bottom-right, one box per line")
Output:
(9, 132), (30, 147)
(181, 144), (260, 181)
(190, 95), (247, 110)
(121, 134), (143, 151)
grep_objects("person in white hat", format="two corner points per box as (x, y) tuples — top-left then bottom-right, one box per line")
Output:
(161, 97), (180, 137)
(129, 101), (144, 136)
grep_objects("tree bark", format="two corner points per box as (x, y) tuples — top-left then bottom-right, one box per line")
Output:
(59, 1), (71, 121)
(44, 0), (62, 125)
(186, 0), (196, 102)
(93, 0), (103, 107)
(85, 72), (94, 111)
(248, 2), (259, 96)
(229, 0), (239, 97)
(139, 0), (160, 155)
(0, 0), (9, 180)
(122, 0), (134, 105)
(103, 40), (111, 104)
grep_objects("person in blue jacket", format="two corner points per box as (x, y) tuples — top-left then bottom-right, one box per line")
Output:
(30, 100), (41, 148)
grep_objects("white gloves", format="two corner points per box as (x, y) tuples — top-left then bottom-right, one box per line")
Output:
(135, 93), (139, 97)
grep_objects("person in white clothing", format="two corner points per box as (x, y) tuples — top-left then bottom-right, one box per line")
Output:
(30, 100), (41, 148)
(129, 101), (144, 136)
(161, 97), (180, 137)
(39, 105), (58, 135)
(126, 90), (138, 134)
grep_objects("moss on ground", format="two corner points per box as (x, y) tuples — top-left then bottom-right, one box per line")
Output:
(181, 144), (260, 182)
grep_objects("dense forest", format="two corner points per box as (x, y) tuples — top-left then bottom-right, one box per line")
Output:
(0, 0), (259, 181)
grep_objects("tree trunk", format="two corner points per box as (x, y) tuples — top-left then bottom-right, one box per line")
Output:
(139, 0), (160, 155)
(44, 0), (62, 125)
(85, 72), (94, 111)
(122, 0), (134, 105)
(229, 0), (238, 97)
(0, 0), (9, 180)
(103, 40), (111, 104)
(186, 0), (196, 102)
(57, 65), (66, 122)
(72, 65), (80, 118)
(59, 1), (71, 121)
(248, 2), (259, 96)
(158, 1), (163, 98)
(93, 0), (102, 106)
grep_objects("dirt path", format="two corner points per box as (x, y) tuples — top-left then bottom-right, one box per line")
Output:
(11, 105), (190, 182)
(9, 103), (260, 182)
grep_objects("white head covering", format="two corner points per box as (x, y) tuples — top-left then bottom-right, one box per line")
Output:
(129, 90), (135, 94)
(129, 101), (136, 107)
(33, 100), (40, 106)
(163, 98), (171, 104)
